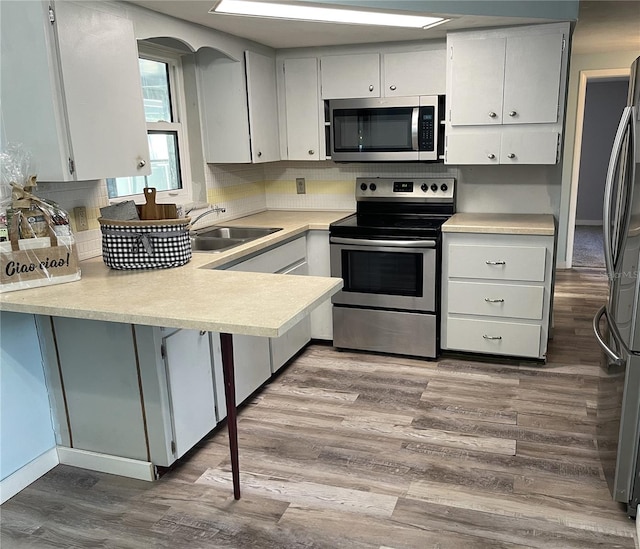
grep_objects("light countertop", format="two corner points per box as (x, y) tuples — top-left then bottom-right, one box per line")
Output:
(0, 210), (352, 337)
(442, 213), (556, 236)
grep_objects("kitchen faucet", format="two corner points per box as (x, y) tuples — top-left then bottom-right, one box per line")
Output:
(189, 205), (226, 227)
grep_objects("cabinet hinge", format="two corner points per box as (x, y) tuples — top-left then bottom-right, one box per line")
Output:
(160, 344), (166, 359)
(170, 440), (176, 455)
(68, 158), (75, 175)
(48, 5), (55, 23)
(449, 46), (454, 60)
(561, 37), (566, 51)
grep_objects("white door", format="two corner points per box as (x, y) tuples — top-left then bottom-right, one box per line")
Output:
(449, 37), (506, 126)
(284, 57), (321, 160)
(163, 329), (217, 458)
(383, 50), (446, 97)
(55, 1), (150, 180)
(245, 51), (280, 163)
(446, 133), (501, 165)
(502, 33), (564, 125)
(500, 132), (559, 164)
(320, 53), (380, 99)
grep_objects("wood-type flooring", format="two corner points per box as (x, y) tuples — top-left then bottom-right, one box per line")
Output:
(2, 267), (638, 548)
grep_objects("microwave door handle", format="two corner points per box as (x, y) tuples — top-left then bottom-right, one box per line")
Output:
(603, 106), (632, 277)
(411, 107), (419, 150)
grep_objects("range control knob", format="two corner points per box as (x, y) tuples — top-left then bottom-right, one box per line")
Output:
(369, 183), (377, 191)
(360, 183), (368, 191)
(430, 183), (438, 192)
(421, 183), (429, 192)
(440, 183), (448, 192)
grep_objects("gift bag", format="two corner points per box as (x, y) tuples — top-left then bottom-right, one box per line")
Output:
(0, 184), (81, 293)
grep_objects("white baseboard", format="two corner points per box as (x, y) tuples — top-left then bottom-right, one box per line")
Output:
(56, 447), (156, 481)
(0, 447), (59, 504)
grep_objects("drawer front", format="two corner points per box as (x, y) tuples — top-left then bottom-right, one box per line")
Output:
(446, 317), (541, 358)
(448, 244), (546, 282)
(228, 236), (306, 274)
(448, 281), (544, 320)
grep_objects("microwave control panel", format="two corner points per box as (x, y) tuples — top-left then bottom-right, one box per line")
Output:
(418, 106), (435, 152)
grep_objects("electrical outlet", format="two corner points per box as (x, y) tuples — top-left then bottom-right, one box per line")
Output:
(296, 178), (306, 194)
(74, 206), (89, 232)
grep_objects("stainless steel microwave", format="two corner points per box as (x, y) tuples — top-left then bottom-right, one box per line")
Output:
(328, 95), (445, 162)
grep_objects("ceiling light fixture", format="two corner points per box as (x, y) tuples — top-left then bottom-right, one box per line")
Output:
(210, 0), (449, 29)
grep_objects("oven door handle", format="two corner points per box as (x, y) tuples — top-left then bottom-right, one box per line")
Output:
(330, 237), (436, 248)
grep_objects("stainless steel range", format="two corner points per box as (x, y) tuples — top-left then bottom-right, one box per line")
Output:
(330, 177), (455, 359)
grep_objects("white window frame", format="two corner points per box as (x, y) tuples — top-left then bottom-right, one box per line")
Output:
(109, 44), (192, 204)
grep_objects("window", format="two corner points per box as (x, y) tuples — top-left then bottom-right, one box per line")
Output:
(107, 48), (190, 200)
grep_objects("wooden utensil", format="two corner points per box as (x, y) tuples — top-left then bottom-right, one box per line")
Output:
(138, 188), (179, 220)
(139, 188), (162, 220)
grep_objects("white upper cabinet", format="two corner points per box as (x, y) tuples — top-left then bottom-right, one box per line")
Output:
(320, 53), (380, 99)
(199, 49), (280, 164)
(281, 57), (321, 161)
(245, 51), (280, 163)
(445, 22), (569, 165)
(0, 1), (150, 182)
(449, 37), (506, 126)
(198, 49), (252, 163)
(502, 33), (564, 125)
(383, 50), (446, 97)
(448, 28), (565, 127)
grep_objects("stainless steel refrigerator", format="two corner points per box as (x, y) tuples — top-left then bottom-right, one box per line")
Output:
(593, 55), (640, 518)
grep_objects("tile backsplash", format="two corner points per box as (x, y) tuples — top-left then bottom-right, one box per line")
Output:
(28, 160), (460, 260)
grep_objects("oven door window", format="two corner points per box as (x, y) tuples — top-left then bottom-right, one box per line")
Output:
(332, 107), (414, 152)
(342, 249), (423, 296)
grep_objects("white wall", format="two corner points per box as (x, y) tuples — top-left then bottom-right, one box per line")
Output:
(575, 79), (629, 224)
(0, 313), (56, 480)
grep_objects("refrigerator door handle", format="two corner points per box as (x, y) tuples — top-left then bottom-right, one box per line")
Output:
(603, 106), (633, 277)
(593, 305), (638, 365)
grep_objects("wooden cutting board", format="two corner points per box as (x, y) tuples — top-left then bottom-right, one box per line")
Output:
(138, 188), (178, 220)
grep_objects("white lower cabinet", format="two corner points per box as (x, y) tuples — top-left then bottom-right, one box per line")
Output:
(442, 230), (555, 360)
(38, 318), (219, 467)
(223, 235), (311, 375)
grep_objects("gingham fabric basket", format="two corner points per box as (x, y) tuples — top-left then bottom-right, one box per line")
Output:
(98, 217), (192, 270)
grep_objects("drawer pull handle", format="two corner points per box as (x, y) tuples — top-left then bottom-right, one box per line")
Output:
(485, 298), (504, 303)
(485, 260), (506, 265)
(483, 335), (503, 340)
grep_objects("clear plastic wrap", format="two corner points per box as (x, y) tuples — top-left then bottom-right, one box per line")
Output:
(0, 144), (80, 293)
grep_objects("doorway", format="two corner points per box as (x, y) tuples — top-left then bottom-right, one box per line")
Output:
(566, 69), (630, 268)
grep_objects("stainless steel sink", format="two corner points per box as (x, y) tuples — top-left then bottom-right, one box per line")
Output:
(191, 237), (247, 252)
(194, 226), (282, 239)
(190, 226), (282, 253)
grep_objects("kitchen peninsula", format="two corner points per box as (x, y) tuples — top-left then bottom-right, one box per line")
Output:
(0, 211), (347, 500)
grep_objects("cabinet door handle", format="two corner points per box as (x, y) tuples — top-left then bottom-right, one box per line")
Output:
(487, 153), (496, 160)
(486, 260), (505, 265)
(507, 153), (516, 159)
(308, 149), (315, 155)
(369, 85), (374, 92)
(509, 111), (517, 117)
(488, 111), (497, 118)
(257, 151), (262, 157)
(138, 160), (147, 168)
(483, 335), (503, 340)
(199, 330), (206, 336)
(389, 85), (397, 91)
(484, 298), (505, 303)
